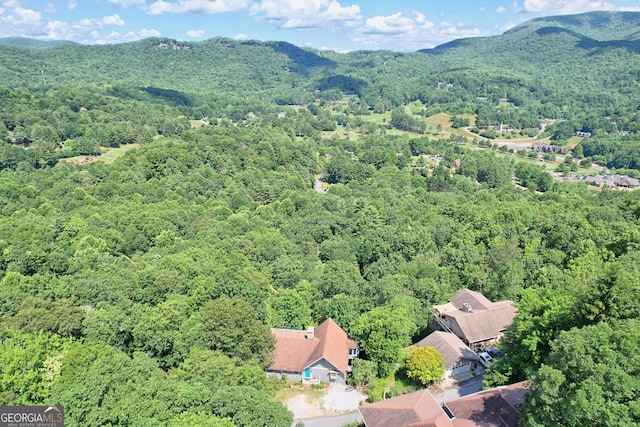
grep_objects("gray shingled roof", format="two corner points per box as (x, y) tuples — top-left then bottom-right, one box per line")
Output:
(415, 331), (481, 369)
(442, 290), (517, 345)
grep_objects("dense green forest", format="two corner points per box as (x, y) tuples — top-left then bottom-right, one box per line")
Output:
(1, 11), (640, 427)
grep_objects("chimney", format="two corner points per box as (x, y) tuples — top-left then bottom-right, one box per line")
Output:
(305, 326), (315, 339)
(462, 303), (473, 313)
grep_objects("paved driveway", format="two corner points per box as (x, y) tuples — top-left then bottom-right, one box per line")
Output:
(292, 413), (363, 427)
(432, 374), (485, 404)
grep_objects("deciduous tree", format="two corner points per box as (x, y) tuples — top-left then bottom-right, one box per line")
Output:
(405, 346), (445, 386)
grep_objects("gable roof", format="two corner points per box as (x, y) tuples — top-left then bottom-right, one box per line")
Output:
(268, 318), (357, 375)
(449, 289), (493, 312)
(360, 381), (527, 427)
(415, 331), (481, 369)
(444, 381), (527, 427)
(444, 302), (517, 344)
(359, 389), (453, 427)
(435, 289), (517, 345)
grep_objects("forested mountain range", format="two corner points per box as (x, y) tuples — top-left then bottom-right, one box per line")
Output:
(0, 11), (639, 427)
(2, 10), (640, 102)
(0, 37), (80, 48)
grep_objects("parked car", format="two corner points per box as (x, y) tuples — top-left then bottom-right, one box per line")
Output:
(484, 346), (505, 358)
(478, 351), (493, 367)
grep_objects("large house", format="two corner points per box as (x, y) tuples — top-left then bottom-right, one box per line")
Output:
(415, 331), (483, 380)
(266, 318), (359, 384)
(359, 381), (527, 427)
(430, 289), (517, 348)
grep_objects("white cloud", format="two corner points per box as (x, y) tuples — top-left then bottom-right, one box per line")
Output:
(139, 28), (162, 37)
(146, 0), (173, 13)
(364, 12), (431, 35)
(68, 0), (77, 10)
(186, 29), (205, 37)
(496, 6), (507, 13)
(91, 29), (162, 44)
(500, 21), (518, 32)
(103, 14), (125, 26)
(250, 0), (361, 29)
(40, 20), (72, 39)
(108, 0), (146, 6)
(353, 12), (486, 51)
(234, 33), (248, 39)
(44, 3), (56, 13)
(146, 0), (248, 14)
(13, 6), (41, 22)
(523, 0), (616, 14)
(478, 7), (486, 12)
(0, 0), (161, 43)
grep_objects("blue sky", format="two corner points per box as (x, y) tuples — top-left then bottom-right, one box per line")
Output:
(2, 0), (640, 51)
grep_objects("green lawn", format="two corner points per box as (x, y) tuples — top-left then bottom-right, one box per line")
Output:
(63, 143), (140, 166)
(98, 144), (140, 164)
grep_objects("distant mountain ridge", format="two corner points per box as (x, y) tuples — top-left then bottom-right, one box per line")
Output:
(422, 11), (640, 56)
(504, 11), (640, 41)
(0, 37), (79, 48)
(1, 11), (639, 106)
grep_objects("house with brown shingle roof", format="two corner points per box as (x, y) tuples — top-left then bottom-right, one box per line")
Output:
(359, 381), (527, 427)
(267, 318), (359, 384)
(415, 331), (483, 380)
(430, 289), (517, 348)
(359, 387), (453, 427)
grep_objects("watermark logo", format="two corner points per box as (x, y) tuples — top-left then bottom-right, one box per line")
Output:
(0, 406), (64, 427)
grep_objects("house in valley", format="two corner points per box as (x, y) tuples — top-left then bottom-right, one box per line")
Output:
(430, 289), (517, 348)
(359, 381), (528, 427)
(585, 174), (640, 189)
(531, 143), (569, 154)
(266, 318), (359, 384)
(415, 331), (483, 380)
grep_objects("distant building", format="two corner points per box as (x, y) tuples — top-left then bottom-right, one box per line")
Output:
(494, 124), (516, 133)
(359, 381), (528, 427)
(430, 289), (517, 348)
(585, 174), (640, 189)
(266, 318), (359, 384)
(531, 143), (569, 154)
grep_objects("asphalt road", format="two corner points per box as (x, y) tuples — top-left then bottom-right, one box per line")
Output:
(292, 413), (362, 427)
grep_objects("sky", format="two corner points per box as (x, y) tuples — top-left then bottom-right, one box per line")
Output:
(2, 0), (640, 52)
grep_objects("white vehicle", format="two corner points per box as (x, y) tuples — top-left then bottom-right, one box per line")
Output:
(478, 351), (493, 367)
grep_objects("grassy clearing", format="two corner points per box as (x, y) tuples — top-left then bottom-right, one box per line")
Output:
(190, 119), (206, 128)
(425, 112), (452, 130)
(323, 125), (362, 139)
(407, 101), (424, 114)
(63, 144), (140, 166)
(566, 136), (582, 149)
(98, 144), (140, 163)
(360, 112), (391, 124)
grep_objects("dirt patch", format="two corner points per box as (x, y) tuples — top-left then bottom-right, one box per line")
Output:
(277, 383), (367, 420)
